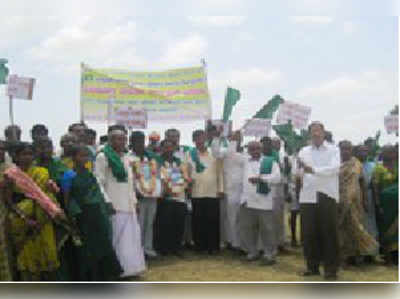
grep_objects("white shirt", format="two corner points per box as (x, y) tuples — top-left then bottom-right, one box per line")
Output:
(240, 157), (281, 211)
(297, 141), (340, 203)
(95, 152), (137, 212)
(211, 138), (244, 197)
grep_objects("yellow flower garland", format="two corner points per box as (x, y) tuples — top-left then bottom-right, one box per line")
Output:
(133, 158), (157, 197)
(160, 161), (190, 197)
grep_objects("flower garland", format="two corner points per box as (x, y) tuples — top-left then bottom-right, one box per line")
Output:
(132, 157), (158, 197)
(160, 160), (191, 198)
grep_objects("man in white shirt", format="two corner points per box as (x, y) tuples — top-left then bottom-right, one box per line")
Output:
(95, 129), (146, 278)
(130, 131), (161, 259)
(211, 130), (244, 252)
(239, 140), (281, 265)
(297, 121), (340, 280)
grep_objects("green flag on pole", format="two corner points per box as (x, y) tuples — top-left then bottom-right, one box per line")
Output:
(273, 120), (309, 155)
(0, 59), (9, 85)
(222, 87), (241, 122)
(253, 94), (284, 119)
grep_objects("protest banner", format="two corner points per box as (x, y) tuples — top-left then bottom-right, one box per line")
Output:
(7, 74), (35, 100)
(81, 63), (211, 123)
(384, 114), (398, 134)
(276, 101), (311, 129)
(242, 118), (271, 137)
(205, 119), (232, 137)
(114, 106), (147, 129)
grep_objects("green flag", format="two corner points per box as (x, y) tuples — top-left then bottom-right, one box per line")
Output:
(253, 95), (284, 119)
(222, 87), (241, 122)
(273, 121), (309, 155)
(0, 59), (9, 85)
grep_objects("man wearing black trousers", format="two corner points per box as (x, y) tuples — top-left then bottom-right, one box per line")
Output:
(297, 121), (341, 280)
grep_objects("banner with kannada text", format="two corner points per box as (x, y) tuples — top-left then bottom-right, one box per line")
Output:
(81, 63), (211, 123)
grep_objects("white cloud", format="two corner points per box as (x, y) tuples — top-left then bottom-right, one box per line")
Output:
(296, 71), (393, 100)
(224, 68), (283, 89)
(294, 71), (397, 144)
(187, 16), (246, 27)
(343, 21), (357, 35)
(0, 17), (61, 51)
(27, 18), (145, 73)
(290, 16), (333, 24)
(160, 34), (208, 67)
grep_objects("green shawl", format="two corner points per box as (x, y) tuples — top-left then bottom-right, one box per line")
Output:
(190, 148), (206, 173)
(102, 144), (128, 182)
(257, 156), (274, 195)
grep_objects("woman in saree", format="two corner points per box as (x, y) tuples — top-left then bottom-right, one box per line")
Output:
(0, 140), (13, 281)
(338, 141), (378, 266)
(4, 142), (62, 281)
(373, 145), (398, 265)
(355, 144), (380, 263)
(62, 145), (122, 280)
(34, 137), (79, 280)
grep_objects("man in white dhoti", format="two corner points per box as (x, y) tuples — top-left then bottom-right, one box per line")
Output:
(211, 130), (244, 252)
(271, 137), (288, 252)
(95, 129), (146, 278)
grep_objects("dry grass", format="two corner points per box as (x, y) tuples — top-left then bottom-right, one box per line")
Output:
(139, 247), (398, 282)
(134, 213), (398, 282)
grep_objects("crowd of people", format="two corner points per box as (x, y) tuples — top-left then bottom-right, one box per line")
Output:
(0, 120), (398, 281)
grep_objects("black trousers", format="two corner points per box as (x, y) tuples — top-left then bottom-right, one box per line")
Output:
(191, 197), (220, 252)
(154, 199), (187, 254)
(300, 192), (339, 275)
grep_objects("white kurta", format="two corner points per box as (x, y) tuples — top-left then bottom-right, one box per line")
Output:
(211, 138), (244, 248)
(95, 152), (146, 277)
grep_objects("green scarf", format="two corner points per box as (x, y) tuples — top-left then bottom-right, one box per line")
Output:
(190, 148), (206, 173)
(271, 150), (280, 163)
(257, 156), (274, 195)
(103, 144), (128, 182)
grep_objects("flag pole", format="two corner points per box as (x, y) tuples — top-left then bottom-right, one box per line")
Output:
(80, 62), (84, 123)
(201, 58), (212, 119)
(9, 95), (14, 126)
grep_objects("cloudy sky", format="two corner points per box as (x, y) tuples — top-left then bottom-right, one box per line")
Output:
(0, 2), (398, 148)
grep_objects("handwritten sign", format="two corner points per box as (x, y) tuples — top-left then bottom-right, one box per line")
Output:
(243, 118), (271, 137)
(384, 115), (398, 134)
(7, 75), (35, 100)
(276, 101), (311, 129)
(114, 106), (148, 129)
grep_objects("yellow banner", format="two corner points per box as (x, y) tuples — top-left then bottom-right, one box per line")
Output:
(81, 63), (211, 123)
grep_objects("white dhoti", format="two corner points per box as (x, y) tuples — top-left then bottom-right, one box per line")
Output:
(112, 211), (146, 277)
(225, 190), (242, 249)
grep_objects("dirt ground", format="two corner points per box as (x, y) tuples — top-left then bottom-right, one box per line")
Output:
(134, 213), (398, 282)
(138, 245), (398, 282)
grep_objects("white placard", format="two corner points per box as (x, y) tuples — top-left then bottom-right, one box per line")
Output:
(114, 106), (148, 129)
(276, 101), (311, 129)
(384, 115), (398, 134)
(7, 74), (35, 100)
(242, 118), (271, 137)
(205, 119), (232, 137)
